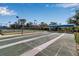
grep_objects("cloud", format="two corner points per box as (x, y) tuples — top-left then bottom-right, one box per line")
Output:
(0, 6), (16, 16)
(56, 3), (79, 8)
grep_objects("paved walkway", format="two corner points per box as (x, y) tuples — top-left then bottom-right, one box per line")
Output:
(0, 32), (77, 56)
(0, 32), (42, 39)
(35, 33), (77, 56)
(0, 33), (56, 49)
(21, 34), (64, 56)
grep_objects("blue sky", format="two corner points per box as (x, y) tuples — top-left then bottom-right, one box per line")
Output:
(0, 3), (78, 26)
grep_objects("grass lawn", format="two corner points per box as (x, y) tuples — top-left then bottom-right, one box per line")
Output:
(74, 32), (79, 44)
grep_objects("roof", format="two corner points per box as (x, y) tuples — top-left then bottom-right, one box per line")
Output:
(49, 24), (75, 27)
(58, 24), (75, 27)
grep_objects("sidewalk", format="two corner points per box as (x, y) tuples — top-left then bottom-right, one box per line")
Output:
(0, 32), (34, 39)
(0, 32), (44, 39)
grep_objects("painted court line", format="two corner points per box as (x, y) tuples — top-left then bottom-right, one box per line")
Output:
(0, 32), (47, 42)
(21, 33), (64, 56)
(55, 45), (62, 56)
(0, 33), (56, 50)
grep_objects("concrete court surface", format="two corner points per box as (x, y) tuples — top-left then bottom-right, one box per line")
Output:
(0, 31), (77, 56)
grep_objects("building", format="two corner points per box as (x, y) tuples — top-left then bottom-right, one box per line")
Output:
(48, 24), (75, 31)
(58, 24), (75, 28)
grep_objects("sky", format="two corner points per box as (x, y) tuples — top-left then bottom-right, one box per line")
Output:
(0, 3), (79, 26)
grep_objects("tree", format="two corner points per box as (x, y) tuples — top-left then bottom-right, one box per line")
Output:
(49, 22), (58, 31)
(67, 17), (75, 24)
(10, 24), (16, 29)
(18, 19), (26, 26)
(40, 22), (48, 30)
(49, 22), (57, 26)
(68, 10), (79, 25)
(26, 22), (33, 28)
(10, 21), (20, 29)
(34, 20), (37, 25)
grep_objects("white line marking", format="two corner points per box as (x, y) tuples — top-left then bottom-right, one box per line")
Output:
(0, 33), (56, 50)
(21, 34), (65, 56)
(55, 45), (62, 56)
(0, 32), (47, 42)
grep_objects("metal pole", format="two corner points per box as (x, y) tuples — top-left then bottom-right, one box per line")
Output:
(21, 24), (24, 35)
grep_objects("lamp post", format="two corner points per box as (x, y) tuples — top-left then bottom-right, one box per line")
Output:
(15, 16), (19, 32)
(8, 21), (11, 28)
(16, 16), (26, 35)
(20, 19), (26, 35)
